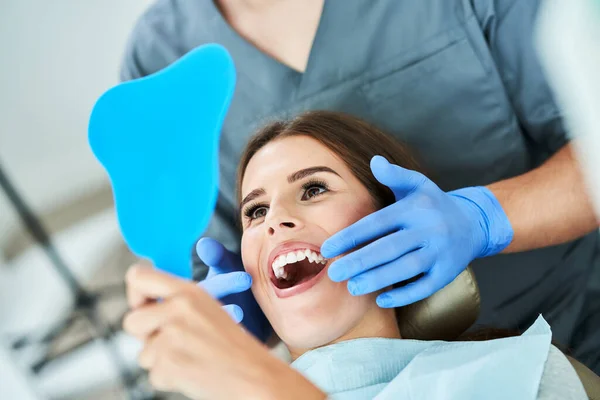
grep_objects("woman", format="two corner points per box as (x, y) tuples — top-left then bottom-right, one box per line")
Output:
(123, 111), (588, 399)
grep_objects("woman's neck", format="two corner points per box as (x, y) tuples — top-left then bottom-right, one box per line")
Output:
(289, 304), (401, 361)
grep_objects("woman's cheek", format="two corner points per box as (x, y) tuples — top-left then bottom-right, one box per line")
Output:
(240, 227), (268, 301)
(240, 229), (260, 275)
(338, 197), (376, 227)
(241, 229), (273, 316)
(320, 204), (365, 233)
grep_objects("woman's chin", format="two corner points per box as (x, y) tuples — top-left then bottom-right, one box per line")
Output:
(267, 290), (372, 353)
(279, 327), (344, 353)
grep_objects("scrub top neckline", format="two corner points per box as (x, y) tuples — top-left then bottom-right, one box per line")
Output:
(205, 0), (333, 98)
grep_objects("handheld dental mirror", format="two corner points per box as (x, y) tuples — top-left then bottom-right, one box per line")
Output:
(88, 44), (235, 279)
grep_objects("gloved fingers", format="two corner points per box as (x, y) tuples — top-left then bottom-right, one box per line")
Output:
(196, 237), (244, 277)
(370, 155), (432, 198)
(375, 269), (441, 308)
(346, 248), (435, 296)
(328, 230), (424, 282)
(321, 205), (400, 258)
(197, 271), (252, 299)
(222, 304), (244, 324)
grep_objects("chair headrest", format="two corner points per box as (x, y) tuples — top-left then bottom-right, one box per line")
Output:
(566, 356), (600, 399)
(397, 267), (480, 341)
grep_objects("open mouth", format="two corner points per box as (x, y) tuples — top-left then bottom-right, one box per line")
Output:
(270, 258), (327, 290)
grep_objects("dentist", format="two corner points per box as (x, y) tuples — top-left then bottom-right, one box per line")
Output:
(121, 0), (600, 373)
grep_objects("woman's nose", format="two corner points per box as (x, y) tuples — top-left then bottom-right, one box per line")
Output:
(268, 221), (295, 235)
(266, 208), (303, 236)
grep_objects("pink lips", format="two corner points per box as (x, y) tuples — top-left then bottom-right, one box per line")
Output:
(267, 241), (328, 299)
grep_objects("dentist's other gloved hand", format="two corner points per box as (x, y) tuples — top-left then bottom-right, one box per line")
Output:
(196, 237), (272, 342)
(322, 156), (513, 308)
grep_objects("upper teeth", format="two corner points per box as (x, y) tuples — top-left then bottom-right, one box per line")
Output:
(272, 249), (326, 279)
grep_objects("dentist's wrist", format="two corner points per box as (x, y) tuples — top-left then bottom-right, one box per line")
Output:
(450, 186), (514, 258)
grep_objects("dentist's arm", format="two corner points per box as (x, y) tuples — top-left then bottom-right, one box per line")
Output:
(489, 143), (598, 253)
(474, 0), (599, 248)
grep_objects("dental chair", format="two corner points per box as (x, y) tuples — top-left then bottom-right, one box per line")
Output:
(398, 267), (600, 400)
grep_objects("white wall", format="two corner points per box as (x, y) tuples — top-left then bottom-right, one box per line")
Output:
(0, 0), (151, 239)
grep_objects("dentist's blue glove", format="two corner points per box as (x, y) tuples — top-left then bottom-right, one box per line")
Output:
(196, 237), (272, 342)
(322, 156), (513, 308)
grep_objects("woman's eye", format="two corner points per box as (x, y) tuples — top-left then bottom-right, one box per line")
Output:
(243, 203), (268, 222)
(251, 207), (267, 220)
(302, 185), (327, 200)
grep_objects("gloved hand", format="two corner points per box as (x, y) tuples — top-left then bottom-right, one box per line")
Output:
(196, 237), (272, 342)
(322, 155), (513, 308)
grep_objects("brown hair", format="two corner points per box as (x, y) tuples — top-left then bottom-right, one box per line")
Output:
(236, 110), (423, 217)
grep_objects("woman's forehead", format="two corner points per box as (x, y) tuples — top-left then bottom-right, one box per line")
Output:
(241, 136), (346, 192)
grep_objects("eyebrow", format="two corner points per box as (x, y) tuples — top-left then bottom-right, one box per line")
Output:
(239, 166), (341, 210)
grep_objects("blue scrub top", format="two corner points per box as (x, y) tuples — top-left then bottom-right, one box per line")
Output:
(120, 0), (599, 352)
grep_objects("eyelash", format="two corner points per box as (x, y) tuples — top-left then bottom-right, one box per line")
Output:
(243, 179), (330, 221)
(243, 201), (267, 220)
(301, 179), (329, 196)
